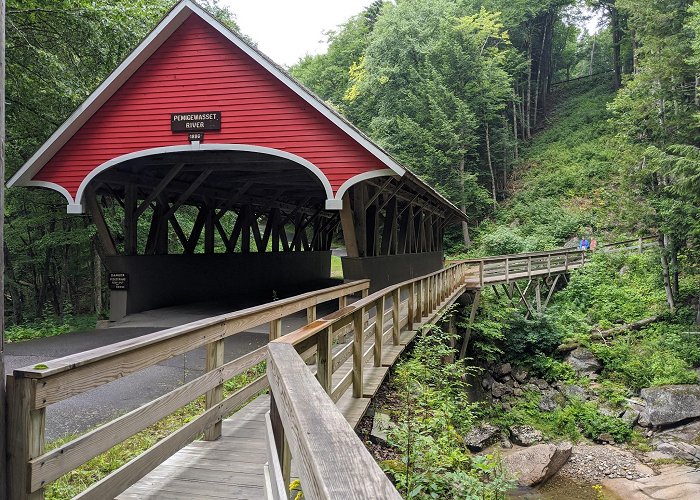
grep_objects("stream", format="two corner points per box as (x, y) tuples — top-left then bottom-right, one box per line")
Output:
(509, 475), (600, 499)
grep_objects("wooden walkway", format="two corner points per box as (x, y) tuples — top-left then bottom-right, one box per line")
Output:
(118, 307), (423, 499)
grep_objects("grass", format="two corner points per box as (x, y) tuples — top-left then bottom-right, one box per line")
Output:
(44, 362), (268, 499)
(5, 313), (97, 343)
(331, 254), (344, 279)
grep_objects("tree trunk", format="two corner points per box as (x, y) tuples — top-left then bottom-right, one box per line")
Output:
(610, 6), (622, 89)
(526, 37), (533, 139)
(1, 0), (7, 495)
(512, 98), (519, 159)
(485, 123), (497, 206)
(93, 240), (103, 317)
(459, 157), (471, 248)
(659, 234), (676, 314)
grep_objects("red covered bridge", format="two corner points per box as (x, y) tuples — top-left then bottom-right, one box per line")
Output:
(8, 0), (466, 319)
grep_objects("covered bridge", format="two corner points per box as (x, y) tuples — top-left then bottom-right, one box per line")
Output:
(8, 0), (466, 320)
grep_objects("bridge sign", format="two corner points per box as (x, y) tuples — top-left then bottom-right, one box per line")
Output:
(170, 111), (221, 132)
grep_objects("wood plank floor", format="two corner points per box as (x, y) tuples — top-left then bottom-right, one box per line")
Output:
(117, 397), (270, 500)
(116, 287), (464, 499)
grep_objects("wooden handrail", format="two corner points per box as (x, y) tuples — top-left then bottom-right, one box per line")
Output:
(6, 280), (369, 500)
(267, 343), (402, 500)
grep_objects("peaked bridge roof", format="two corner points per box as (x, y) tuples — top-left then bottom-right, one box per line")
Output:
(8, 0), (465, 220)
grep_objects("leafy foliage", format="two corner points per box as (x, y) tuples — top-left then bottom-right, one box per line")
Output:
(382, 323), (513, 499)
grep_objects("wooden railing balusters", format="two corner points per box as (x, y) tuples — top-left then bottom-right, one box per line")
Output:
(204, 338), (225, 440)
(7, 376), (45, 500)
(316, 327), (332, 395)
(374, 298), (385, 366)
(391, 288), (401, 345)
(352, 308), (365, 398)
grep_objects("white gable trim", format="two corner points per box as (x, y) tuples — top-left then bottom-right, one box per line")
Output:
(8, 0), (405, 193)
(69, 143), (336, 213)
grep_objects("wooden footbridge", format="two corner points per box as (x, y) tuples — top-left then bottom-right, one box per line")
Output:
(5, 237), (656, 500)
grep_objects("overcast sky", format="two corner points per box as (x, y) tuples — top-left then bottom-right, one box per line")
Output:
(222, 0), (374, 67)
(222, 1), (603, 68)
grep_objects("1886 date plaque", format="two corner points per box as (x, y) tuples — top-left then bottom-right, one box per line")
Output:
(171, 111), (221, 132)
(108, 273), (129, 291)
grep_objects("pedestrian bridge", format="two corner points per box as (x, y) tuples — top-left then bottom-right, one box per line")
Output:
(5, 237), (656, 499)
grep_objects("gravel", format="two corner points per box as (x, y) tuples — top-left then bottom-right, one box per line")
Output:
(557, 444), (654, 484)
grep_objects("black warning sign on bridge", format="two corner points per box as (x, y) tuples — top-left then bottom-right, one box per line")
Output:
(108, 273), (129, 291)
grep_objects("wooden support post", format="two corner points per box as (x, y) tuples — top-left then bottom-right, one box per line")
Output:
(391, 288), (400, 345)
(527, 256), (532, 279)
(459, 289), (481, 360)
(7, 376), (44, 500)
(505, 258), (510, 283)
(638, 236), (643, 253)
(306, 305), (316, 324)
(416, 279), (424, 320)
(352, 309), (364, 398)
(353, 186), (367, 257)
(204, 199), (215, 254)
(339, 295), (347, 309)
(564, 252), (569, 272)
(374, 298), (385, 367)
(408, 282), (415, 330)
(269, 318), (282, 341)
(547, 254), (552, 275)
(269, 395), (291, 495)
(124, 184), (137, 255)
(479, 260), (484, 288)
(536, 279), (542, 314)
(204, 339), (224, 440)
(85, 189), (117, 256)
(543, 274), (561, 310)
(316, 328), (332, 395)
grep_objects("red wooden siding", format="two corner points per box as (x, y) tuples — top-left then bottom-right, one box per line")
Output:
(34, 15), (386, 196)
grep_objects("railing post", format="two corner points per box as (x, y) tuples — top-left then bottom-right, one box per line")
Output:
(306, 305), (317, 324)
(479, 260), (484, 288)
(269, 318), (282, 341)
(374, 298), (385, 367)
(416, 279), (424, 320)
(316, 327), (332, 395)
(547, 254), (551, 275)
(408, 282), (415, 331)
(527, 256), (532, 279)
(505, 258), (510, 284)
(352, 309), (364, 398)
(269, 394), (292, 497)
(204, 339), (225, 440)
(339, 295), (347, 309)
(7, 375), (45, 500)
(391, 288), (400, 345)
(638, 236), (643, 253)
(564, 252), (569, 272)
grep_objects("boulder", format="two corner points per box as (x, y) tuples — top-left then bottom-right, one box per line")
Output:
(561, 384), (587, 400)
(565, 347), (601, 375)
(509, 425), (543, 446)
(492, 382), (512, 399)
(464, 423), (500, 451)
(532, 378), (550, 390)
(522, 383), (541, 394)
(539, 390), (560, 412)
(513, 367), (529, 383)
(502, 442), (573, 486)
(603, 465), (700, 500)
(481, 372), (495, 390)
(639, 385), (700, 427)
(370, 412), (394, 443)
(497, 363), (512, 377)
(651, 420), (700, 463)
